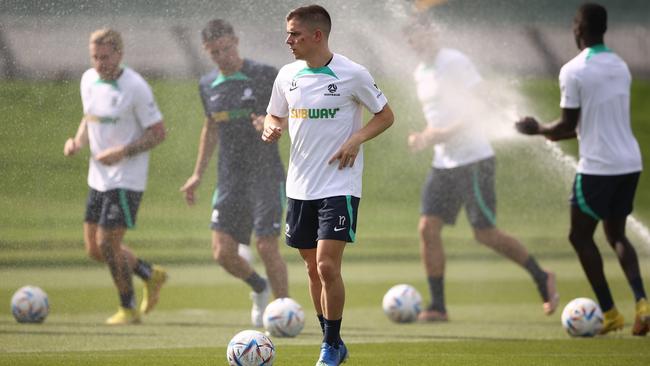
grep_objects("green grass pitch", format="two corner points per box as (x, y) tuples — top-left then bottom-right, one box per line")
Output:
(1, 79), (649, 365)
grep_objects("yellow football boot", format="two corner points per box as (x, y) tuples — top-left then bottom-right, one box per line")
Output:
(140, 265), (168, 314)
(599, 307), (624, 335)
(632, 298), (650, 336)
(105, 306), (141, 325)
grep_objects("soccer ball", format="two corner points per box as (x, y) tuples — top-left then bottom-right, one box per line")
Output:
(561, 297), (603, 337)
(11, 285), (49, 323)
(382, 284), (422, 323)
(226, 329), (275, 366)
(263, 297), (305, 337)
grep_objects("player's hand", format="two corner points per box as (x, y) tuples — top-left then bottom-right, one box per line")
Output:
(179, 174), (201, 206)
(329, 137), (361, 169)
(262, 125), (283, 143)
(95, 145), (127, 165)
(63, 138), (81, 156)
(407, 132), (427, 152)
(515, 117), (540, 135)
(251, 113), (265, 132)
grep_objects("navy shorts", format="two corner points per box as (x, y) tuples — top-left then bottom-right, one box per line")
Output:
(571, 172), (640, 220)
(285, 195), (360, 249)
(421, 157), (496, 229)
(211, 178), (285, 244)
(84, 188), (142, 229)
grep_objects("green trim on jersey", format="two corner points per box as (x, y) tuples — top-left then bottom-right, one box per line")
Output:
(295, 66), (338, 79)
(345, 195), (356, 242)
(586, 44), (612, 60)
(211, 71), (250, 88)
(118, 189), (135, 229)
(472, 168), (496, 226)
(575, 174), (601, 220)
(94, 78), (119, 90)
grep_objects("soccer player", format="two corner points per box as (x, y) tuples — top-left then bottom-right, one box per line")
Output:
(262, 5), (394, 365)
(404, 17), (559, 322)
(63, 28), (168, 325)
(180, 19), (289, 327)
(516, 2), (649, 336)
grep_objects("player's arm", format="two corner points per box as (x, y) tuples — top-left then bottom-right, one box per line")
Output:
(329, 103), (394, 169)
(262, 114), (287, 143)
(515, 108), (579, 141)
(180, 117), (219, 205)
(407, 122), (461, 152)
(95, 120), (166, 165)
(63, 117), (89, 156)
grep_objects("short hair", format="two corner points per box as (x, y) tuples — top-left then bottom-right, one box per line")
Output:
(286, 5), (332, 37)
(89, 28), (123, 53)
(577, 3), (607, 36)
(201, 19), (235, 43)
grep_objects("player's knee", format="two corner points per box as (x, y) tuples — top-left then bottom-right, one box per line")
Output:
(418, 217), (439, 237)
(568, 230), (589, 250)
(304, 261), (319, 281)
(316, 259), (340, 283)
(256, 238), (279, 258)
(86, 247), (104, 262)
(474, 229), (495, 246)
(212, 244), (236, 267)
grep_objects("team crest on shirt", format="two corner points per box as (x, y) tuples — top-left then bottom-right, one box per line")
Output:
(241, 88), (254, 101)
(324, 83), (340, 96)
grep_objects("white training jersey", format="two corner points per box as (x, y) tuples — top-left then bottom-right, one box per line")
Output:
(267, 53), (388, 200)
(414, 48), (493, 169)
(80, 67), (163, 191)
(560, 45), (642, 175)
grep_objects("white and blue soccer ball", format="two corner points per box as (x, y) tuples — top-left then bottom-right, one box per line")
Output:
(382, 284), (422, 323)
(263, 297), (305, 337)
(11, 285), (49, 323)
(561, 297), (603, 337)
(226, 329), (275, 366)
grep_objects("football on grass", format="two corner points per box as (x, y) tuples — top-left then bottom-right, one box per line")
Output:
(11, 285), (49, 323)
(382, 284), (422, 323)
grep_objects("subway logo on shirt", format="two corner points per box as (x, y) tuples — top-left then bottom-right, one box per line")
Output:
(290, 108), (340, 119)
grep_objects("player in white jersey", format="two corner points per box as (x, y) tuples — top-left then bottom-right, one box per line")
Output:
(516, 3), (649, 336)
(405, 17), (558, 323)
(262, 5), (394, 366)
(63, 29), (168, 325)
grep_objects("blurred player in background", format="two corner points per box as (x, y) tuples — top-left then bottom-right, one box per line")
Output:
(180, 19), (289, 328)
(63, 28), (168, 325)
(263, 5), (393, 365)
(516, 2), (649, 336)
(405, 17), (558, 322)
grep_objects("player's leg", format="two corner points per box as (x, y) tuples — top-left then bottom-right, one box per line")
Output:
(211, 186), (270, 326)
(286, 198), (323, 333)
(473, 227), (558, 314)
(97, 225), (140, 324)
(314, 195), (357, 365)
(212, 230), (269, 326)
(253, 178), (289, 299)
(417, 166), (460, 322)
(569, 206), (622, 333)
(256, 235), (289, 298)
(316, 239), (346, 346)
(601, 173), (648, 335)
(467, 158), (558, 314)
(603, 217), (649, 336)
(417, 215), (449, 321)
(299, 248), (323, 323)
